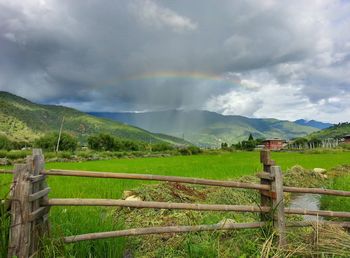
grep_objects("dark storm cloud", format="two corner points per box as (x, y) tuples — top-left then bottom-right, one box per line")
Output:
(0, 0), (350, 122)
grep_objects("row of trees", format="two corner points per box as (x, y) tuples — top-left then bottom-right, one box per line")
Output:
(31, 132), (201, 154)
(221, 134), (265, 151)
(87, 134), (148, 152)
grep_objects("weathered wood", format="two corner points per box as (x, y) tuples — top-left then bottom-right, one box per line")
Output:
(47, 198), (271, 213)
(0, 169), (13, 174)
(259, 149), (274, 221)
(270, 166), (286, 247)
(256, 172), (274, 180)
(283, 186), (350, 197)
(260, 149), (275, 166)
(9, 168), (350, 197)
(63, 222), (266, 243)
(28, 187), (51, 202)
(29, 174), (47, 183)
(284, 208), (350, 218)
(46, 169), (270, 191)
(30, 149), (50, 255)
(287, 221), (350, 228)
(8, 163), (32, 258)
(29, 207), (50, 222)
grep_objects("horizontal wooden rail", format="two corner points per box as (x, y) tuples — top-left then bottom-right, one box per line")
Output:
(47, 198), (270, 213)
(64, 222), (266, 243)
(283, 186), (350, 197)
(287, 221), (350, 228)
(47, 198), (350, 218)
(63, 220), (350, 243)
(0, 169), (13, 174)
(5, 168), (350, 197)
(284, 208), (350, 218)
(45, 169), (270, 191)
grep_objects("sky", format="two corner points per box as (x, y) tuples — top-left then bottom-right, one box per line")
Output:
(0, 0), (350, 123)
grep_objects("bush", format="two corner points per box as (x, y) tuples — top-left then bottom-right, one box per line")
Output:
(35, 133), (78, 151)
(152, 143), (174, 152)
(179, 148), (192, 155)
(88, 134), (148, 152)
(187, 145), (202, 155)
(0, 136), (13, 151)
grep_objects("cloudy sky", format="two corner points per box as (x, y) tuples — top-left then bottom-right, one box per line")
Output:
(1, 0), (350, 123)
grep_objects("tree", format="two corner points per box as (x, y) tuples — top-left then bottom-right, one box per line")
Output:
(35, 133), (78, 151)
(248, 133), (254, 141)
(241, 140), (256, 151)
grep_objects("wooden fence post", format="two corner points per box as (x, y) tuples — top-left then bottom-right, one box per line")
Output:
(259, 149), (275, 220)
(8, 149), (50, 258)
(258, 149), (286, 247)
(271, 166), (286, 247)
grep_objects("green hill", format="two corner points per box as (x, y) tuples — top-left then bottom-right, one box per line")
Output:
(89, 110), (319, 147)
(308, 122), (350, 139)
(0, 91), (188, 145)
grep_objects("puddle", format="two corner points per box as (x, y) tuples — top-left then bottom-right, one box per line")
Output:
(289, 194), (323, 221)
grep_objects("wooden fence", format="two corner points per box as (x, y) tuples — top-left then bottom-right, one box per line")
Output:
(2, 149), (350, 257)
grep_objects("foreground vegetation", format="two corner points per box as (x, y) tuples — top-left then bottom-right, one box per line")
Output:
(1, 151), (350, 257)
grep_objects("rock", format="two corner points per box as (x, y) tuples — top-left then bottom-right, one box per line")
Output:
(218, 218), (236, 226)
(123, 190), (135, 199)
(313, 168), (327, 174)
(125, 195), (142, 201)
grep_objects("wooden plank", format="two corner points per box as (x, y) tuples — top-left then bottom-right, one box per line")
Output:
(260, 190), (276, 199)
(260, 149), (274, 221)
(271, 166), (286, 247)
(284, 208), (350, 218)
(28, 187), (51, 202)
(8, 163), (32, 258)
(0, 169), (13, 174)
(47, 198), (271, 213)
(46, 169), (270, 191)
(287, 221), (350, 228)
(283, 186), (350, 197)
(30, 149), (50, 256)
(256, 172), (274, 180)
(29, 174), (46, 183)
(63, 222), (266, 243)
(29, 207), (50, 222)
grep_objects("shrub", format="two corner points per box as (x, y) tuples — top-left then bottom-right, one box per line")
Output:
(0, 136), (13, 151)
(35, 133), (78, 151)
(187, 145), (202, 155)
(152, 143), (174, 152)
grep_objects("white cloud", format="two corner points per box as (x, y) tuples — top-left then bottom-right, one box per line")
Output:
(0, 0), (349, 123)
(129, 0), (197, 32)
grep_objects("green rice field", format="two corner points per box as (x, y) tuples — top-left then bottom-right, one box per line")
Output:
(1, 151), (350, 257)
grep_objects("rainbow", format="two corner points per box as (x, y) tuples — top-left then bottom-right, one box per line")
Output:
(125, 71), (241, 84)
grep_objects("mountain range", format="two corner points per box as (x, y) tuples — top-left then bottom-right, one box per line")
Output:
(89, 110), (321, 147)
(294, 119), (333, 130)
(0, 91), (188, 145)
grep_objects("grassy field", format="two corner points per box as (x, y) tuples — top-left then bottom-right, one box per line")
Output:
(1, 151), (350, 257)
(321, 171), (350, 221)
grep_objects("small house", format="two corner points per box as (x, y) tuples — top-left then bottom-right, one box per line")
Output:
(263, 138), (285, 150)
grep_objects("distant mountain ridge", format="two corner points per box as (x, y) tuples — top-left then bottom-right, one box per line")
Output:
(294, 119), (333, 130)
(0, 91), (188, 145)
(308, 122), (350, 140)
(89, 110), (319, 147)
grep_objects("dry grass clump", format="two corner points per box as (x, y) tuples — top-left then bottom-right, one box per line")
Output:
(283, 165), (326, 188)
